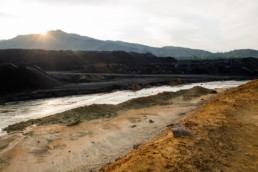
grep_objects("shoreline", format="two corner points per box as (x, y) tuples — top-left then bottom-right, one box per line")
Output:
(3, 86), (217, 133)
(0, 80), (248, 137)
(0, 74), (254, 103)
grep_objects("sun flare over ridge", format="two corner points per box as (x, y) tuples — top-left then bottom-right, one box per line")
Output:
(39, 30), (48, 36)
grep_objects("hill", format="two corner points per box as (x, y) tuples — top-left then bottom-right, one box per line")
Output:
(0, 49), (257, 76)
(0, 49), (257, 75)
(0, 30), (257, 59)
(0, 49), (176, 71)
(0, 64), (60, 93)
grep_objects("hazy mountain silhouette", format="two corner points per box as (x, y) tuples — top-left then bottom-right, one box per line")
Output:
(0, 30), (257, 59)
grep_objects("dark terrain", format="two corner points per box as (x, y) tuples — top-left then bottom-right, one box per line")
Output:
(0, 64), (60, 93)
(0, 49), (258, 75)
(0, 49), (257, 102)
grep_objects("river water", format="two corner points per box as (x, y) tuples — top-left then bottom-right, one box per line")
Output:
(0, 80), (249, 135)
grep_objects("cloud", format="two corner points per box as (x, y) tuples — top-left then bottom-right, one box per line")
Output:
(0, 11), (16, 19)
(0, 12), (6, 17)
(26, 0), (120, 5)
(0, 0), (258, 51)
(0, 12), (10, 17)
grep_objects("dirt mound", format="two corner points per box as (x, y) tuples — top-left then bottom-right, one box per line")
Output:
(0, 64), (61, 93)
(119, 86), (216, 109)
(3, 86), (216, 133)
(181, 86), (217, 100)
(100, 80), (258, 172)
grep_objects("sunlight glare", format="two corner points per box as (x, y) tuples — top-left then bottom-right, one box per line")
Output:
(40, 31), (48, 36)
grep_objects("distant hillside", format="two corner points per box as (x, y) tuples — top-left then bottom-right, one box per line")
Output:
(1, 30), (257, 59)
(213, 49), (258, 59)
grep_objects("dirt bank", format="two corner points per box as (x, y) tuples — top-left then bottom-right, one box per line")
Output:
(100, 80), (258, 172)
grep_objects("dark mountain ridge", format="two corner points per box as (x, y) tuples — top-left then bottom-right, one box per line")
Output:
(0, 30), (257, 59)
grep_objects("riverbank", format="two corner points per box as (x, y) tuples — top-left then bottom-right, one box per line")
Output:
(0, 80), (247, 135)
(100, 79), (258, 172)
(0, 86), (219, 171)
(0, 73), (253, 103)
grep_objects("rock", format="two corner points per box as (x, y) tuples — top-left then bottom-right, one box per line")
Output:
(167, 123), (175, 128)
(170, 124), (192, 138)
(149, 119), (154, 123)
(133, 144), (140, 149)
(46, 133), (61, 143)
(30, 144), (49, 154)
(66, 119), (81, 126)
(179, 113), (186, 116)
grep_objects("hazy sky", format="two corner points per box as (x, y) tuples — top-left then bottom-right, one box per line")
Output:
(0, 0), (257, 52)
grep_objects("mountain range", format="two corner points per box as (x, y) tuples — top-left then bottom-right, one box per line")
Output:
(0, 30), (257, 59)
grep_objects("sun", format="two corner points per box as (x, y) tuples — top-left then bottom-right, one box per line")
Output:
(39, 30), (48, 36)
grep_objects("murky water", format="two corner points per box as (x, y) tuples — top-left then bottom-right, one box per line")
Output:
(0, 80), (249, 135)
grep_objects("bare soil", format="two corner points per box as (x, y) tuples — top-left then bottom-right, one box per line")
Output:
(100, 80), (258, 172)
(0, 87), (217, 172)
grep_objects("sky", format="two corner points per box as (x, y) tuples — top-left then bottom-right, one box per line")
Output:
(0, 0), (257, 52)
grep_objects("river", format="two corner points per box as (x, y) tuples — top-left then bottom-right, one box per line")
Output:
(0, 80), (249, 135)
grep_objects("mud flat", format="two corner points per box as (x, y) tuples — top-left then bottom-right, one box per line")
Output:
(0, 86), (218, 172)
(101, 79), (258, 172)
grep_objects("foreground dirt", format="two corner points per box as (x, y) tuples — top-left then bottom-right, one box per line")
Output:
(0, 87), (217, 172)
(101, 80), (258, 172)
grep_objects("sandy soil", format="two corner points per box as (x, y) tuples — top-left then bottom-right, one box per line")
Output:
(0, 89), (218, 172)
(100, 80), (258, 172)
